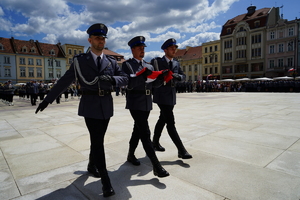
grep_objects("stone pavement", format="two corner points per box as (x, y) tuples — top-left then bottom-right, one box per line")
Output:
(1, 92), (300, 200)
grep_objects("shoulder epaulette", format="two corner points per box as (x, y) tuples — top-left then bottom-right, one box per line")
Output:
(105, 55), (116, 60)
(73, 53), (87, 60)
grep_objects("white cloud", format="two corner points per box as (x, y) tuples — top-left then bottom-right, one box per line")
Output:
(179, 32), (220, 48)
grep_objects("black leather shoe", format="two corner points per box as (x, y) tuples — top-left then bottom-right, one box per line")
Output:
(153, 166), (170, 178)
(127, 154), (140, 166)
(103, 186), (115, 197)
(87, 164), (101, 178)
(152, 142), (165, 152)
(178, 151), (193, 159)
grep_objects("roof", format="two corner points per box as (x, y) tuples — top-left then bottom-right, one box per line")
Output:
(183, 46), (202, 60)
(0, 37), (15, 54)
(174, 49), (187, 58)
(12, 38), (42, 56)
(103, 49), (123, 57)
(38, 42), (65, 58)
(224, 7), (270, 26)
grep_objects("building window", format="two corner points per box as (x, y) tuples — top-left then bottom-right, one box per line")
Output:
(194, 64), (197, 72)
(205, 47), (207, 53)
(278, 44), (284, 53)
(251, 63), (263, 72)
(4, 56), (10, 64)
(224, 40), (232, 48)
(254, 21), (260, 28)
(251, 34), (261, 44)
(50, 49), (55, 55)
(49, 69), (53, 78)
(224, 52), (232, 61)
(236, 37), (246, 46)
(288, 27), (294, 36)
(278, 58), (284, 68)
(269, 60), (274, 68)
(37, 68), (42, 77)
(36, 59), (42, 66)
(20, 68), (26, 77)
(209, 46), (212, 52)
(214, 45), (218, 51)
(57, 70), (61, 78)
(237, 50), (246, 58)
(270, 31), (275, 39)
(189, 65), (191, 71)
(215, 67), (218, 74)
(5, 68), (11, 77)
(288, 41), (294, 51)
(21, 46), (27, 53)
(74, 50), (77, 55)
(205, 68), (207, 74)
(20, 58), (26, 65)
(69, 58), (73, 64)
(222, 66), (232, 74)
(30, 47), (36, 53)
(0, 44), (4, 50)
(205, 57), (208, 64)
(252, 48), (261, 57)
(287, 57), (294, 67)
(56, 60), (61, 67)
(269, 45), (275, 54)
(28, 68), (34, 77)
(68, 49), (72, 54)
(227, 28), (231, 34)
(28, 58), (34, 65)
(79, 50), (82, 54)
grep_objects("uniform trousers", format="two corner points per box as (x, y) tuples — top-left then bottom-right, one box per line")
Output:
(30, 93), (37, 105)
(129, 110), (155, 158)
(154, 104), (183, 149)
(84, 117), (110, 172)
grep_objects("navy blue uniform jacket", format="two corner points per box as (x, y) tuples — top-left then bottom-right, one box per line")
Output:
(151, 56), (185, 105)
(122, 58), (157, 111)
(44, 52), (128, 119)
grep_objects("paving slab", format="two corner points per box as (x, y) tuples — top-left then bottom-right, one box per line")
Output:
(0, 93), (300, 200)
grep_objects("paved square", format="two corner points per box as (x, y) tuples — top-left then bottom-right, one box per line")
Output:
(0, 92), (300, 200)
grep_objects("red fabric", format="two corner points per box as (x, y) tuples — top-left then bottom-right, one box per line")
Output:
(136, 67), (173, 83)
(288, 68), (295, 72)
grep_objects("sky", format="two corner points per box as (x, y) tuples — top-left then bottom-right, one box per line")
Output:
(0, 0), (298, 62)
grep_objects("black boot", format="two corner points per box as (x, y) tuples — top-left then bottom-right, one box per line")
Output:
(152, 136), (165, 152)
(178, 146), (192, 159)
(100, 170), (115, 197)
(150, 156), (169, 178)
(87, 155), (101, 178)
(127, 153), (141, 166)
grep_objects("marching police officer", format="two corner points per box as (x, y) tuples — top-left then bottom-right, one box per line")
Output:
(122, 36), (169, 178)
(151, 38), (192, 159)
(36, 23), (128, 197)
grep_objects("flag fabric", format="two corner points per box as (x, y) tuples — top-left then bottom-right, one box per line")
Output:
(206, 74), (212, 82)
(288, 68), (295, 72)
(130, 67), (173, 83)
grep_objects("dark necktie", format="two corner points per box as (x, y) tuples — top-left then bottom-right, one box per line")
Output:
(169, 61), (172, 69)
(138, 61), (143, 71)
(97, 56), (101, 71)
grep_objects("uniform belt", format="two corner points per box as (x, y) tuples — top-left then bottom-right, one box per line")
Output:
(127, 89), (151, 95)
(82, 90), (111, 96)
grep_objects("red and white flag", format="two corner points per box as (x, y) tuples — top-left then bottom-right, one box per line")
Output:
(288, 68), (295, 72)
(131, 67), (173, 83)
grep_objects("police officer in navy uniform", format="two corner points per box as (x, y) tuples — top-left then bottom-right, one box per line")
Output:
(36, 23), (128, 197)
(151, 38), (192, 159)
(122, 36), (169, 178)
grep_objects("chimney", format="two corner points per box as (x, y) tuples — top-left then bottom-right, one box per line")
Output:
(247, 5), (256, 16)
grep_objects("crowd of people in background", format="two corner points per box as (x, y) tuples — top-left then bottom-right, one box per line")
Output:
(0, 79), (81, 106)
(1, 79), (299, 107)
(176, 79), (300, 93)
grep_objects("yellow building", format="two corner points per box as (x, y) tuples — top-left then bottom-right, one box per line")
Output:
(202, 40), (221, 80)
(175, 46), (202, 81)
(61, 44), (84, 70)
